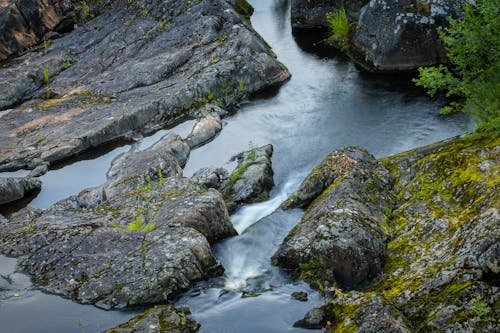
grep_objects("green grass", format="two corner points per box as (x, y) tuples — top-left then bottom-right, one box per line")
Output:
(327, 8), (350, 50)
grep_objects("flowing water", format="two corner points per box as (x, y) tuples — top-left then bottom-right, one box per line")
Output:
(0, 0), (473, 332)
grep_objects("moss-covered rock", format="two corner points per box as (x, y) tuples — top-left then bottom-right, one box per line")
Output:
(307, 132), (499, 332)
(104, 305), (199, 333)
(274, 147), (394, 289)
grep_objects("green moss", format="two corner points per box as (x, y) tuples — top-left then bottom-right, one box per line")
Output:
(234, 0), (254, 23)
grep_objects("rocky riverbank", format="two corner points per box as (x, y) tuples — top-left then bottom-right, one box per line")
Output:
(276, 132), (499, 331)
(0, 0), (289, 173)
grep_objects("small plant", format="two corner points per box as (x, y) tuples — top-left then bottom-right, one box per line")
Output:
(327, 8), (351, 51)
(470, 294), (491, 319)
(238, 78), (245, 93)
(124, 214), (156, 232)
(43, 65), (50, 85)
(247, 140), (257, 161)
(43, 38), (51, 51)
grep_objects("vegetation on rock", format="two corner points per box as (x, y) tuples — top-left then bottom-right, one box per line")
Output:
(414, 0), (500, 131)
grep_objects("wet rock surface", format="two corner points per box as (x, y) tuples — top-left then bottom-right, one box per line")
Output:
(304, 133), (500, 332)
(274, 147), (394, 289)
(222, 144), (274, 212)
(352, 0), (455, 71)
(0, 0), (289, 172)
(0, 133), (236, 308)
(0, 176), (41, 204)
(104, 305), (200, 333)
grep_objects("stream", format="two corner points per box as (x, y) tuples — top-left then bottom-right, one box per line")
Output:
(0, 0), (473, 332)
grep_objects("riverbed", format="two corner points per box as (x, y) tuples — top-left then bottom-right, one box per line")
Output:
(0, 0), (473, 332)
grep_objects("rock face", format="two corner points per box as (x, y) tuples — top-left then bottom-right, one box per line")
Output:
(0, 176), (41, 204)
(274, 147), (394, 289)
(223, 144), (275, 212)
(1, 0), (67, 60)
(310, 133), (500, 332)
(291, 0), (369, 28)
(0, 133), (237, 308)
(0, 0), (289, 172)
(104, 305), (200, 333)
(352, 0), (454, 71)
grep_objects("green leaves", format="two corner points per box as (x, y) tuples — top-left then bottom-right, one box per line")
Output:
(327, 8), (352, 51)
(414, 0), (500, 131)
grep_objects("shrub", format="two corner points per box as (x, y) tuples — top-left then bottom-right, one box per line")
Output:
(414, 0), (500, 131)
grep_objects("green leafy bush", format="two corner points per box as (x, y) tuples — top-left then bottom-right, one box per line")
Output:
(414, 0), (500, 131)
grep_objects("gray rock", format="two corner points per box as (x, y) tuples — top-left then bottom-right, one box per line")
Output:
(313, 133), (500, 332)
(103, 305), (200, 333)
(291, 0), (369, 28)
(223, 144), (274, 212)
(293, 307), (326, 329)
(185, 113), (223, 149)
(0, 176), (41, 204)
(274, 147), (394, 288)
(291, 291), (308, 302)
(28, 163), (49, 177)
(352, 0), (455, 71)
(0, 136), (236, 308)
(191, 167), (228, 190)
(0, 0), (290, 172)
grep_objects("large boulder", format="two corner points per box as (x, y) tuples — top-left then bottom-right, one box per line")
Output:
(0, 176), (41, 204)
(0, 133), (237, 309)
(309, 133), (500, 332)
(0, 0), (289, 172)
(274, 147), (394, 289)
(352, 0), (456, 71)
(104, 305), (200, 333)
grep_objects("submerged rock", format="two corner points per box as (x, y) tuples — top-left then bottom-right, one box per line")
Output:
(308, 133), (500, 332)
(104, 305), (200, 333)
(0, 133), (236, 308)
(274, 147), (394, 289)
(351, 0), (455, 71)
(0, 0), (289, 172)
(0, 176), (41, 205)
(223, 144), (274, 212)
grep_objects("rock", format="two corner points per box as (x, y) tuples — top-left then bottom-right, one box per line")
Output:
(291, 0), (369, 28)
(223, 144), (274, 212)
(0, 136), (236, 308)
(0, 176), (41, 204)
(103, 305), (200, 333)
(0, 0), (290, 172)
(322, 292), (413, 332)
(291, 291), (308, 302)
(293, 307), (326, 329)
(274, 147), (394, 288)
(185, 113), (223, 149)
(309, 133), (500, 332)
(281, 146), (381, 210)
(0, 0), (65, 61)
(191, 167), (228, 190)
(28, 163), (49, 177)
(351, 0), (455, 71)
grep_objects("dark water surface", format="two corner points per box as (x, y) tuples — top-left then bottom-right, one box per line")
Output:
(0, 0), (472, 332)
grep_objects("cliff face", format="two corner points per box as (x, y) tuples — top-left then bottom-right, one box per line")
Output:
(278, 132), (499, 332)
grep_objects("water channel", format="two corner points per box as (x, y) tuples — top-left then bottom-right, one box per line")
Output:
(0, 0), (473, 332)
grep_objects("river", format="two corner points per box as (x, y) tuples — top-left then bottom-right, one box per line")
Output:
(0, 0), (472, 332)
